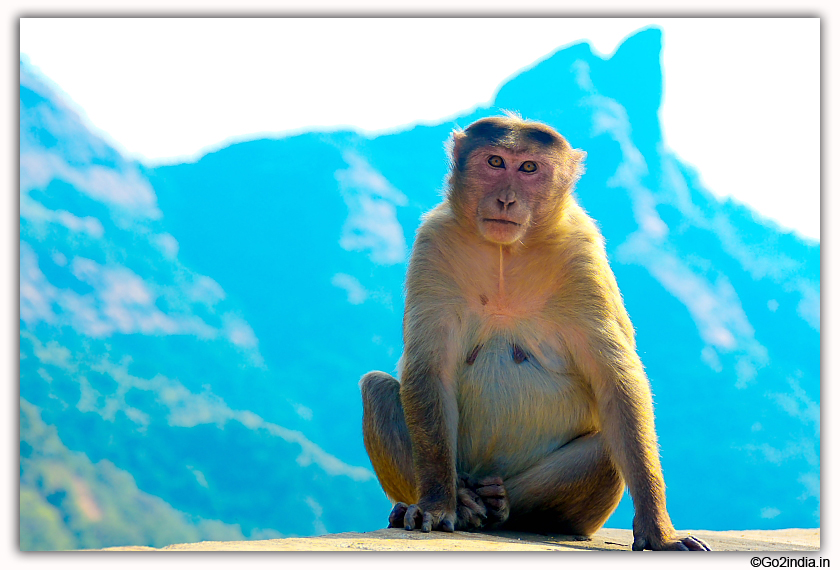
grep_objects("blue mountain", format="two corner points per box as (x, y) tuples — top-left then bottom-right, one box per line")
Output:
(19, 27), (819, 550)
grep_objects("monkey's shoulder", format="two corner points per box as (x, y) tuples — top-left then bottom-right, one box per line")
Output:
(411, 203), (468, 257)
(407, 204), (483, 288)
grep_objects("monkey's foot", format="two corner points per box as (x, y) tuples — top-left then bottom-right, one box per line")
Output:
(632, 531), (713, 551)
(455, 474), (510, 530)
(388, 501), (456, 533)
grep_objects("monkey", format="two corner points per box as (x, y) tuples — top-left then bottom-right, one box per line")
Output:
(360, 114), (710, 551)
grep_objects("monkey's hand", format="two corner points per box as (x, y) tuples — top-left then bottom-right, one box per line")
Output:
(632, 517), (712, 551)
(388, 500), (456, 533)
(455, 474), (510, 530)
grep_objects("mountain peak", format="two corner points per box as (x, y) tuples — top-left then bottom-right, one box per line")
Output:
(599, 26), (664, 120)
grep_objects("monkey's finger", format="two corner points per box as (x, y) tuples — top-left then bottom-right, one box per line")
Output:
(457, 505), (483, 530)
(476, 476), (504, 488)
(683, 536), (712, 551)
(475, 484), (506, 498)
(483, 497), (505, 510)
(631, 537), (649, 551)
(458, 486), (481, 501)
(439, 517), (455, 533)
(404, 504), (423, 531)
(458, 488), (487, 518)
(459, 500), (487, 522)
(465, 498), (488, 518)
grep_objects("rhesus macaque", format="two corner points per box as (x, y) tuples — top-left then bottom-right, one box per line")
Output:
(361, 114), (710, 551)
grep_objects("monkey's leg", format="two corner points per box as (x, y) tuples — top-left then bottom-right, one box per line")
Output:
(362, 371), (497, 531)
(360, 371), (417, 507)
(503, 432), (625, 537)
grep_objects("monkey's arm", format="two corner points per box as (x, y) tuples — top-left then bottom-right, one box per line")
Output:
(399, 326), (459, 532)
(564, 306), (709, 551)
(397, 238), (461, 533)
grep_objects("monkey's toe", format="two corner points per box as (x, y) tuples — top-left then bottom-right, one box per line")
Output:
(388, 502), (409, 528)
(404, 504), (424, 531)
(681, 535), (712, 551)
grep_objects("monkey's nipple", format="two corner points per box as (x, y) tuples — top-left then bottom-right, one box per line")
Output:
(466, 345), (482, 365)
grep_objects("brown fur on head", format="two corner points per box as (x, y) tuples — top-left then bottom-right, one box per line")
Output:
(446, 115), (586, 246)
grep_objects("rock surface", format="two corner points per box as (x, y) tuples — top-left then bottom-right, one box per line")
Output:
(100, 528), (819, 551)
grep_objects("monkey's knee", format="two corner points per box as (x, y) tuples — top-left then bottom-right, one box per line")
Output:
(562, 434), (624, 536)
(360, 370), (399, 405)
(514, 461), (622, 537)
(360, 370), (416, 504)
(505, 433), (624, 536)
(573, 458), (624, 536)
(361, 371), (404, 434)
(360, 370), (402, 445)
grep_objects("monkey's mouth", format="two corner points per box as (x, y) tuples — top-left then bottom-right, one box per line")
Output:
(483, 218), (521, 226)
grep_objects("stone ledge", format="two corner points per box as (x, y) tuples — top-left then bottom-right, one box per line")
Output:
(99, 528), (820, 551)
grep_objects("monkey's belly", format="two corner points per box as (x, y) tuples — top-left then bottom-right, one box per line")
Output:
(455, 335), (597, 480)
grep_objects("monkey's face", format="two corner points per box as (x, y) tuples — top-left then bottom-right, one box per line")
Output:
(463, 147), (557, 246)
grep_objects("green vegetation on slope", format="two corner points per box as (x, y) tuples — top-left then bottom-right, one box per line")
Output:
(20, 398), (283, 550)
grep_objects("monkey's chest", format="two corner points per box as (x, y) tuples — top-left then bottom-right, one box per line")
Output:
(455, 335), (597, 479)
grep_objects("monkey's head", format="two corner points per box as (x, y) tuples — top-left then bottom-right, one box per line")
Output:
(447, 115), (586, 246)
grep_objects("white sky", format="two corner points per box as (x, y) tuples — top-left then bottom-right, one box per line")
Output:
(19, 18), (820, 241)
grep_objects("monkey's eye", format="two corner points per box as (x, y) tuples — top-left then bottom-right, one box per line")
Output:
(488, 155), (505, 168)
(519, 161), (538, 173)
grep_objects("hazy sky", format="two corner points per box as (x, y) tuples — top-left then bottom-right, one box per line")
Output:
(19, 18), (820, 241)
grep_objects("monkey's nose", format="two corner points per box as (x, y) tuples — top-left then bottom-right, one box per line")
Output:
(497, 192), (516, 210)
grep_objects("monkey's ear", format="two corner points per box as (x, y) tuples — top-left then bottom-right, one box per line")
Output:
(448, 129), (467, 166)
(569, 149), (587, 181)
